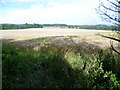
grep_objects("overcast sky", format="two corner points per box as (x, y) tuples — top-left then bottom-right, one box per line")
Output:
(0, 0), (111, 25)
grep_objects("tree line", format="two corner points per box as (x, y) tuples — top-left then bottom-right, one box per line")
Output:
(1, 23), (43, 30)
(0, 23), (118, 31)
(68, 25), (118, 31)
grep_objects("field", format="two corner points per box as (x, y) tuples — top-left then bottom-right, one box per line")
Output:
(2, 28), (120, 89)
(2, 28), (112, 38)
(2, 28), (114, 48)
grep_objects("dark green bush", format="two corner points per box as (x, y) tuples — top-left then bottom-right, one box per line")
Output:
(2, 44), (120, 88)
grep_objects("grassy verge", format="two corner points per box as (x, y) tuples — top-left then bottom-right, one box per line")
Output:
(2, 43), (120, 89)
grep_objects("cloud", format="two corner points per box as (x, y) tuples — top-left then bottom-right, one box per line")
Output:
(1, 0), (81, 2)
(2, 3), (95, 24)
(0, 0), (37, 2)
(0, 0), (6, 4)
(1, 0), (108, 25)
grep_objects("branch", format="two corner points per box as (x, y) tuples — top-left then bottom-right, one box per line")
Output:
(97, 7), (119, 22)
(99, 12), (120, 26)
(97, 0), (120, 26)
(96, 33), (120, 42)
(100, 1), (120, 13)
(107, 0), (120, 8)
(117, 31), (120, 34)
(110, 41), (120, 55)
(104, 13), (119, 22)
(100, 16), (120, 26)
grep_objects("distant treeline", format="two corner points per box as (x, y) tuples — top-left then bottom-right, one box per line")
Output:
(1, 23), (43, 30)
(68, 25), (118, 31)
(0, 23), (118, 31)
(44, 24), (68, 27)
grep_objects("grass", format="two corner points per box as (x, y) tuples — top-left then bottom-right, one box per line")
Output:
(2, 42), (120, 89)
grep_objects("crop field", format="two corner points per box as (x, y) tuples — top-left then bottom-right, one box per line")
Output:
(2, 28), (112, 38)
(2, 28), (115, 48)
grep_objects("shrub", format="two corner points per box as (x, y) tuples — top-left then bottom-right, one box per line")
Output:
(2, 43), (120, 88)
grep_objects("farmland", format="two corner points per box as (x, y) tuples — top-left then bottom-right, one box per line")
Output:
(2, 28), (113, 46)
(2, 28), (120, 89)
(1, 0), (120, 89)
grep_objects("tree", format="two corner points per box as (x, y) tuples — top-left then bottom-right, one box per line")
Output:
(96, 0), (120, 54)
(97, 0), (120, 26)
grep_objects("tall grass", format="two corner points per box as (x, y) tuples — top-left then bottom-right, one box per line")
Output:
(2, 43), (120, 88)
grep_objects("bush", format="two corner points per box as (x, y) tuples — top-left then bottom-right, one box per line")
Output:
(2, 43), (120, 88)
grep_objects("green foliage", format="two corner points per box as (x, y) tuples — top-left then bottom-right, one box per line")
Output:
(2, 43), (120, 88)
(1, 23), (43, 30)
(102, 71), (119, 89)
(98, 51), (120, 79)
(68, 25), (118, 31)
(2, 44), (38, 88)
(1, 23), (118, 31)
(88, 68), (119, 89)
(43, 24), (68, 27)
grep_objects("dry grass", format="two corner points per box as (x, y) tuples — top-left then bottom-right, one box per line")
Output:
(2, 28), (117, 50)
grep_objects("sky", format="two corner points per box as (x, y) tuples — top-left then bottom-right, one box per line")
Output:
(0, 0), (111, 25)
